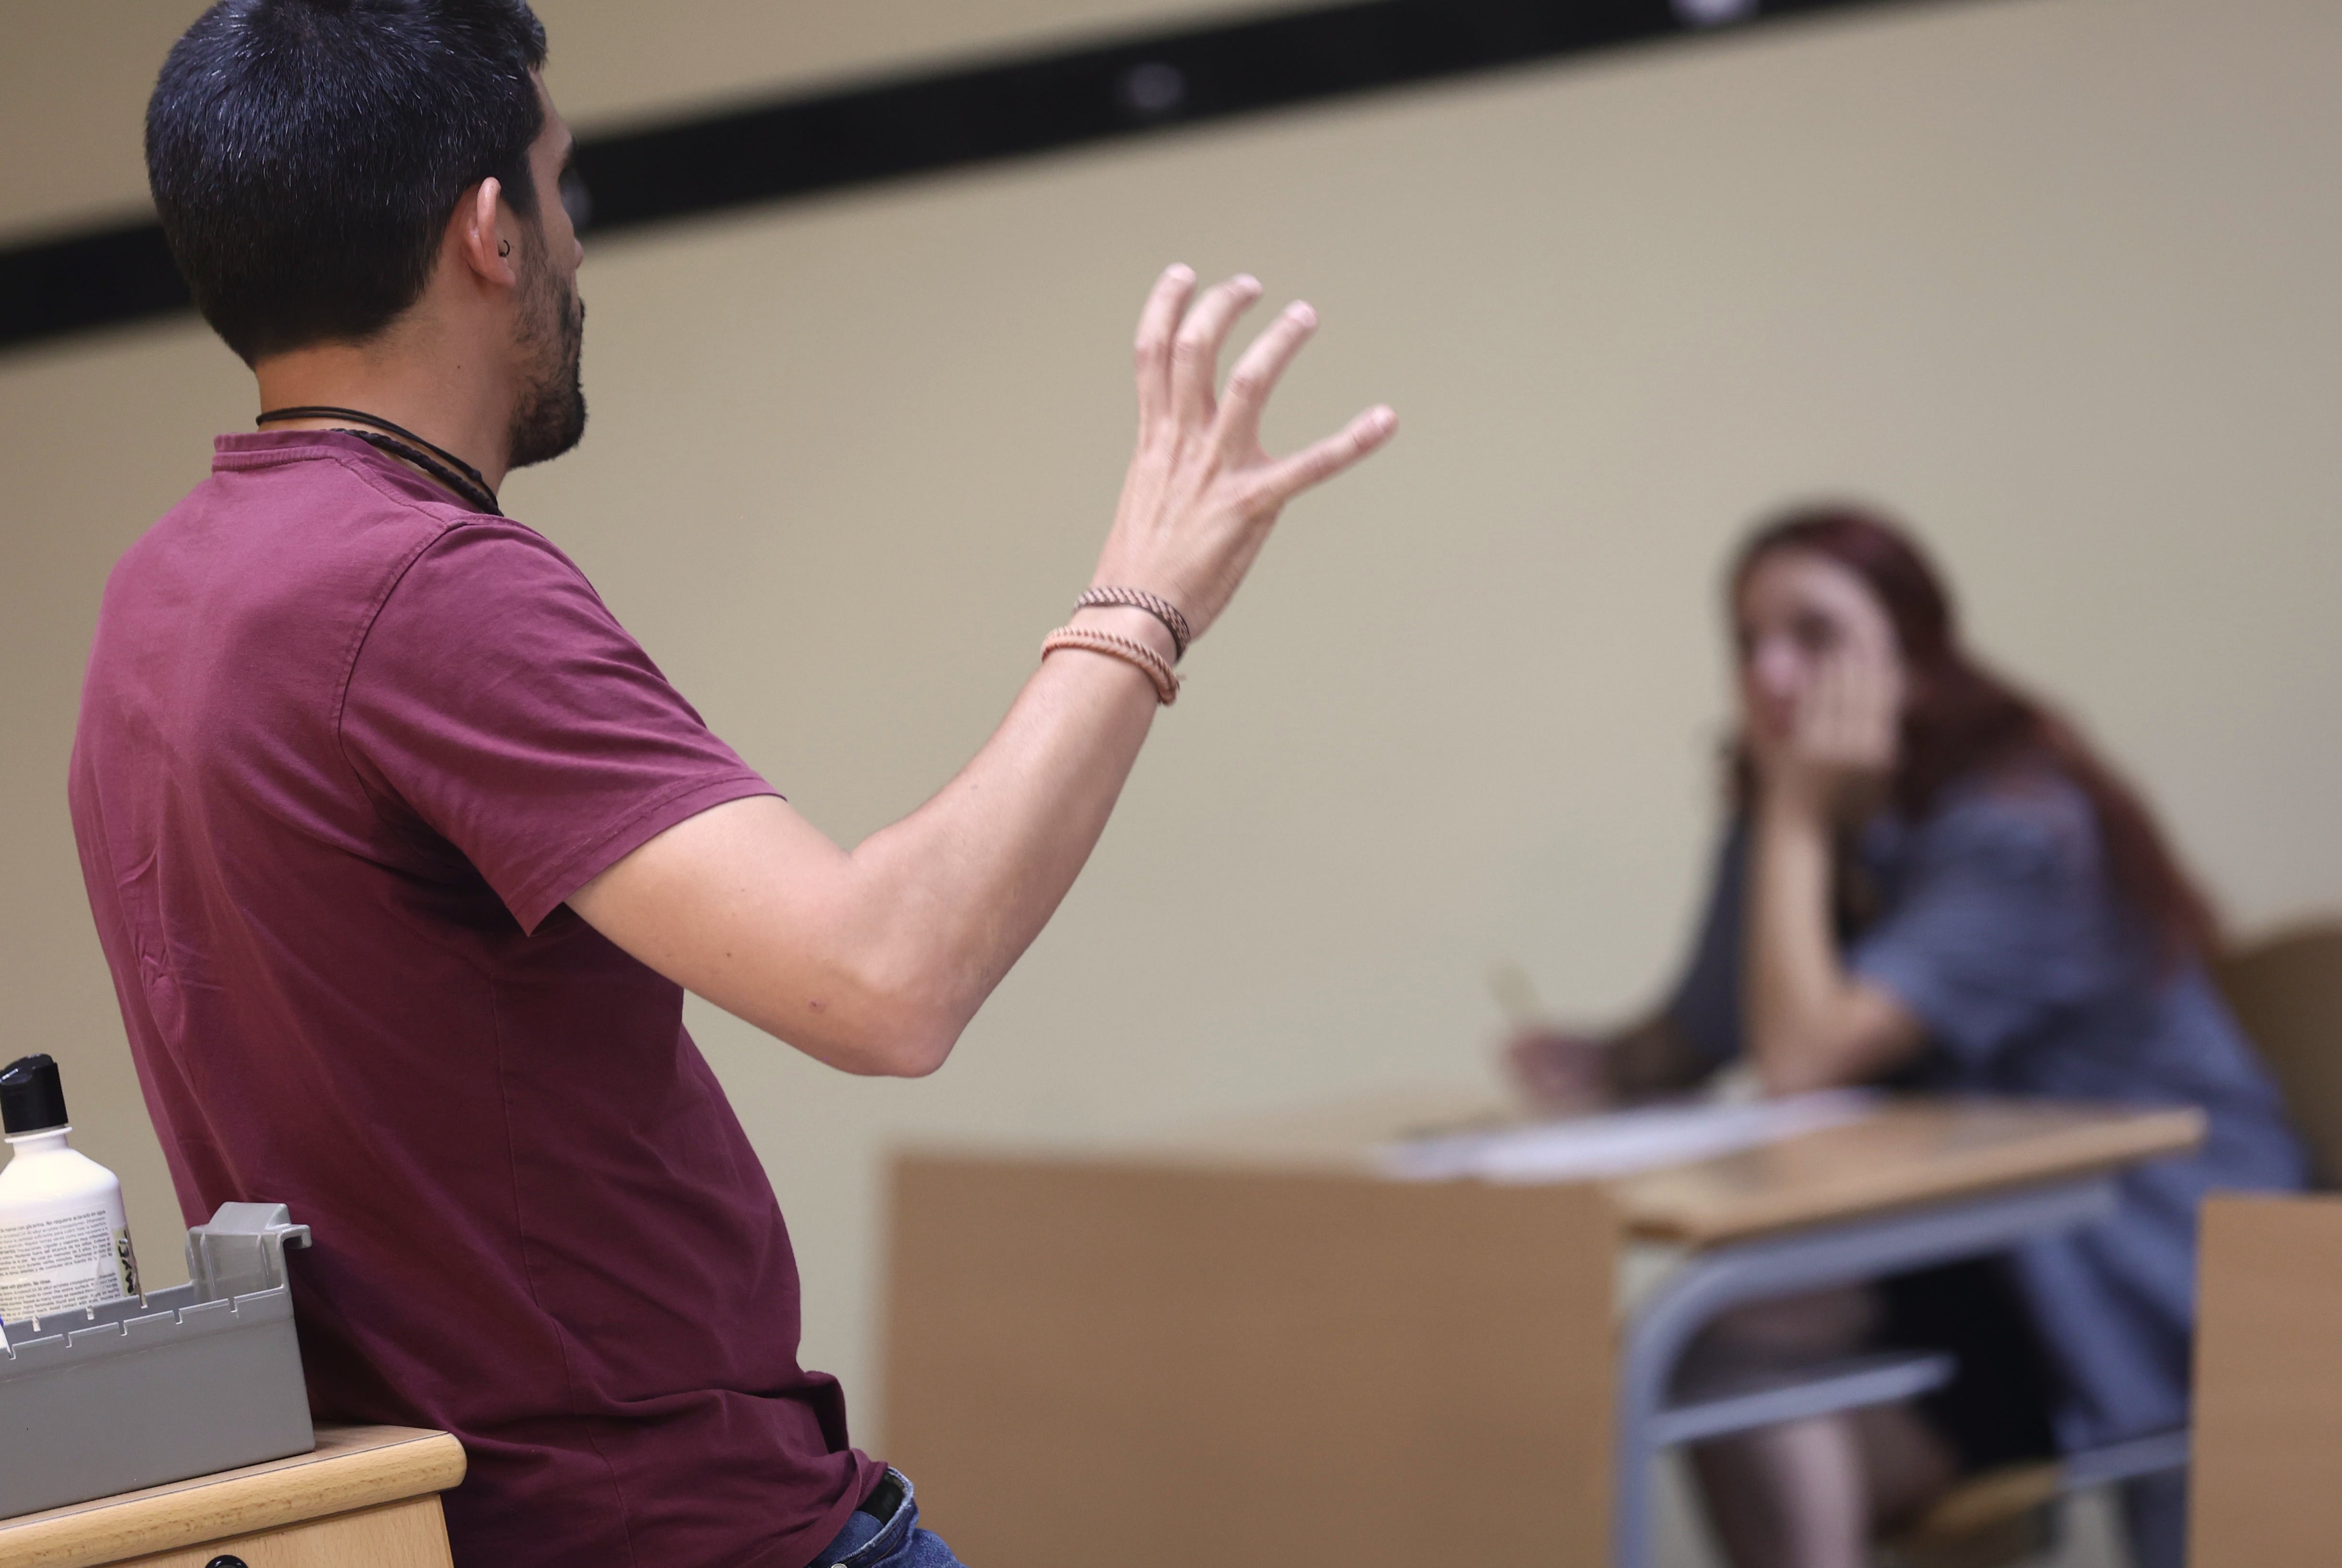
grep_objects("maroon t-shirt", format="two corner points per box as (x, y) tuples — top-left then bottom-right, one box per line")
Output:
(68, 432), (883, 1568)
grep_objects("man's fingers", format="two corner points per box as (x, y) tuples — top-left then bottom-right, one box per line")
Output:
(1214, 301), (1318, 455)
(1171, 274), (1263, 425)
(1133, 264), (1196, 424)
(1254, 404), (1398, 507)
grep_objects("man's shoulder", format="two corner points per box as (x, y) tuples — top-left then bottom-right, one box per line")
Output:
(86, 450), (616, 742)
(118, 447), (444, 587)
(114, 446), (589, 627)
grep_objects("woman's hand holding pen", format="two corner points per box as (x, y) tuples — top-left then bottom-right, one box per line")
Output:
(1505, 1029), (1613, 1114)
(1490, 961), (1613, 1114)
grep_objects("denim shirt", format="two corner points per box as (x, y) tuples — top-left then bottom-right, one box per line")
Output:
(1666, 772), (2310, 1450)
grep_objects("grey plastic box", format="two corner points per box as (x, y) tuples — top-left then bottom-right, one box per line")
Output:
(0, 1202), (316, 1520)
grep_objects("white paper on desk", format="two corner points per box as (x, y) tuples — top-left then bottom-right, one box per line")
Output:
(1378, 1090), (1882, 1184)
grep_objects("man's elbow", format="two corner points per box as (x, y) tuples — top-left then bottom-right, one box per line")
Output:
(858, 962), (975, 1075)
(875, 1014), (960, 1077)
(732, 937), (982, 1078)
(760, 988), (964, 1078)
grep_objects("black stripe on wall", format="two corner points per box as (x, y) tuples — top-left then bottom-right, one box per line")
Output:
(1, 0), (1943, 352)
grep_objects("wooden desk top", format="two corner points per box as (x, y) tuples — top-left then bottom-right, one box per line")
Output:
(0, 1424), (465, 1568)
(1609, 1099), (2203, 1244)
(1124, 1091), (2207, 1246)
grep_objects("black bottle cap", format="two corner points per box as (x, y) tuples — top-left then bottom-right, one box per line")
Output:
(1, 1055), (69, 1135)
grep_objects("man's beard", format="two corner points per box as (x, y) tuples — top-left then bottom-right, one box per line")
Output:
(507, 245), (587, 471)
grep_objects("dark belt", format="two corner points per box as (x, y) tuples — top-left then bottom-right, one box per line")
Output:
(856, 1469), (909, 1526)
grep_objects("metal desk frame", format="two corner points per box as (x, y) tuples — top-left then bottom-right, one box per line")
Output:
(1613, 1175), (2188, 1568)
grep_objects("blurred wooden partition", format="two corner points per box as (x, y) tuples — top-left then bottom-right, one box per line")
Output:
(883, 1154), (1616, 1568)
(2188, 1194), (2342, 1566)
(2214, 921), (2342, 1183)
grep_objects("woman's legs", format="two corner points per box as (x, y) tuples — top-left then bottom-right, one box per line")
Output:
(1691, 1413), (1869, 1568)
(1683, 1290), (1961, 1568)
(1691, 1403), (1958, 1568)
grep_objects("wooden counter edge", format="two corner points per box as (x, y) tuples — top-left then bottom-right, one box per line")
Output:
(0, 1424), (465, 1568)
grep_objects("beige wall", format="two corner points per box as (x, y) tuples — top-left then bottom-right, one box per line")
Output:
(5, 6), (2340, 1562)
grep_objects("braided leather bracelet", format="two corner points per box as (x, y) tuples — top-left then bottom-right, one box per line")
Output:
(1075, 586), (1192, 661)
(1041, 626), (1181, 706)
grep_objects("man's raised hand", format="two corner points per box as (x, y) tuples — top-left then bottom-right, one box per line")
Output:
(1090, 266), (1396, 645)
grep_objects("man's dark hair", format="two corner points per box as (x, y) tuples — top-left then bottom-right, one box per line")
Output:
(147, 0), (549, 365)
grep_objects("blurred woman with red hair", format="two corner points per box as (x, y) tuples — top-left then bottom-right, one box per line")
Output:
(1511, 506), (2307, 1568)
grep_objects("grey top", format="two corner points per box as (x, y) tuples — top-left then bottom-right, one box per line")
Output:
(1668, 771), (2310, 1451)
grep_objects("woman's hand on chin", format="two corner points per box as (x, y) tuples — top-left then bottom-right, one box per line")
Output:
(1757, 646), (1902, 823)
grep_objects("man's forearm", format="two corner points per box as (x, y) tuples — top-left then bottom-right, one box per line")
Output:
(571, 614), (1169, 1076)
(572, 267), (1393, 1076)
(834, 611), (1168, 1062)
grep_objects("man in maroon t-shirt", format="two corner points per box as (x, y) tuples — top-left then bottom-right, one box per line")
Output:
(76, 5), (1393, 1567)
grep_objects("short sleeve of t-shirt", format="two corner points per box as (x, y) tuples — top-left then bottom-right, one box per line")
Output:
(341, 521), (777, 933)
(1850, 785), (2105, 1070)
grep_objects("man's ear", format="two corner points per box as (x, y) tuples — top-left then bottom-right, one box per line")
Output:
(453, 177), (519, 286)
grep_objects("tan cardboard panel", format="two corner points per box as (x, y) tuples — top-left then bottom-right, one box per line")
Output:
(2188, 1194), (2342, 1568)
(884, 1157), (1616, 1568)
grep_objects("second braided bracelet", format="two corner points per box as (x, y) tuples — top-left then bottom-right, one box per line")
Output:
(1074, 585), (1192, 661)
(1041, 625), (1180, 706)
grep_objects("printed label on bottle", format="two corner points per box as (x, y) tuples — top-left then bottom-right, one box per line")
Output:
(0, 1208), (131, 1321)
(116, 1225), (141, 1297)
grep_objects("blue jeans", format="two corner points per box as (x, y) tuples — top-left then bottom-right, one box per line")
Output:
(810, 1469), (966, 1568)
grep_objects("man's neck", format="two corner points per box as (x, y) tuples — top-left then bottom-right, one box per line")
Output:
(253, 334), (515, 495)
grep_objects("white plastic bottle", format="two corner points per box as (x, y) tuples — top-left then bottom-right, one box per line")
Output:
(0, 1055), (141, 1326)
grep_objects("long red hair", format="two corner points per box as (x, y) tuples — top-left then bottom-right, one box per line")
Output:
(1730, 504), (2219, 967)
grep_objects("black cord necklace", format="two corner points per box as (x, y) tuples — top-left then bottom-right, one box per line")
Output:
(255, 405), (502, 516)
